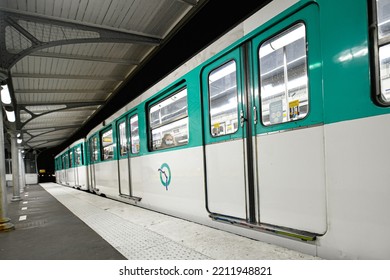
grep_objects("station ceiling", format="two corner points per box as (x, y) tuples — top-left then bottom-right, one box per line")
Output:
(0, 0), (269, 154)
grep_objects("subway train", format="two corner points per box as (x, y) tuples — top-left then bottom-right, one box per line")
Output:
(54, 0), (390, 259)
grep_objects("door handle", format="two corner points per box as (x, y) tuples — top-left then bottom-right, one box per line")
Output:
(240, 110), (246, 127)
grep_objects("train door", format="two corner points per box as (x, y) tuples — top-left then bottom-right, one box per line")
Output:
(202, 48), (251, 220)
(117, 117), (130, 196)
(252, 4), (326, 235)
(74, 145), (81, 187)
(203, 3), (327, 236)
(88, 135), (98, 192)
(128, 114), (141, 198)
(117, 113), (140, 198)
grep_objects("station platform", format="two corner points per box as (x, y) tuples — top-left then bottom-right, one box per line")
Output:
(0, 183), (319, 260)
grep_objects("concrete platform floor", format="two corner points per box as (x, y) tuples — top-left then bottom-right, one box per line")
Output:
(0, 183), (320, 260)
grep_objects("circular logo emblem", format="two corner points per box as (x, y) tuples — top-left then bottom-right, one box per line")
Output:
(158, 163), (171, 190)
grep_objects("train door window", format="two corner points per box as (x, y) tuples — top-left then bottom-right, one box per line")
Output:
(69, 150), (74, 168)
(130, 114), (140, 154)
(149, 88), (189, 150)
(118, 120), (128, 156)
(372, 0), (390, 104)
(208, 60), (239, 136)
(90, 136), (99, 162)
(259, 23), (309, 125)
(75, 145), (83, 166)
(101, 128), (114, 160)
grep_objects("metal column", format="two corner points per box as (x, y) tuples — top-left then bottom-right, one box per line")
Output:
(10, 133), (21, 202)
(0, 100), (15, 231)
(19, 148), (25, 192)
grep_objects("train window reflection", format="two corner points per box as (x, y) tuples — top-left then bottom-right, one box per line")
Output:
(101, 128), (114, 160)
(259, 23), (308, 125)
(377, 0), (390, 103)
(69, 150), (73, 168)
(118, 121), (128, 156)
(90, 136), (99, 162)
(130, 115), (140, 154)
(149, 88), (189, 150)
(208, 60), (239, 136)
(75, 145), (83, 165)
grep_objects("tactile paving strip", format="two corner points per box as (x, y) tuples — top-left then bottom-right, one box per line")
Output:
(42, 184), (210, 260)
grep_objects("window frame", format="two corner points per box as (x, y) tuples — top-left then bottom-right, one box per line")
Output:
(258, 22), (310, 126)
(89, 135), (100, 163)
(129, 114), (140, 155)
(369, 0), (390, 106)
(207, 59), (240, 138)
(74, 144), (83, 166)
(147, 86), (189, 151)
(100, 126), (115, 161)
(117, 119), (128, 158)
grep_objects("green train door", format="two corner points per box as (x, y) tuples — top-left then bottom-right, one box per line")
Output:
(202, 47), (255, 221)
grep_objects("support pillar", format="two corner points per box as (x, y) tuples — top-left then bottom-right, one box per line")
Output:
(10, 133), (21, 202)
(0, 94), (15, 231)
(19, 148), (25, 192)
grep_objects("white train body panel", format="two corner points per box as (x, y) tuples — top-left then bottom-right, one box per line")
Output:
(257, 126), (327, 234)
(318, 114), (390, 259)
(205, 140), (247, 219)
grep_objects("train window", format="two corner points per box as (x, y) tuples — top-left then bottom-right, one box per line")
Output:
(208, 60), (239, 136)
(149, 88), (189, 150)
(62, 155), (66, 169)
(101, 128), (114, 160)
(374, 0), (390, 103)
(259, 23), (308, 125)
(90, 136), (99, 162)
(75, 145), (83, 165)
(130, 114), (140, 154)
(118, 121), (128, 156)
(69, 150), (73, 168)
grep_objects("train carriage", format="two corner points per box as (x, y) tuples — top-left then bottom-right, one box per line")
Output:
(55, 0), (390, 259)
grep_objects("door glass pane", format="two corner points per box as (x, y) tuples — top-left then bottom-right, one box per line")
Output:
(208, 60), (239, 136)
(377, 0), (390, 39)
(130, 115), (140, 154)
(149, 88), (189, 150)
(377, 0), (390, 102)
(118, 121), (128, 156)
(75, 146), (82, 165)
(101, 129), (114, 160)
(91, 136), (99, 162)
(259, 23), (308, 125)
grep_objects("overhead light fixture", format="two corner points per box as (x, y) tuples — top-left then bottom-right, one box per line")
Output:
(5, 109), (15, 122)
(17, 138), (22, 144)
(1, 84), (12, 104)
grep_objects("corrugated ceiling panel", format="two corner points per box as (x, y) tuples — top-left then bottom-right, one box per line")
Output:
(0, 0), (203, 150)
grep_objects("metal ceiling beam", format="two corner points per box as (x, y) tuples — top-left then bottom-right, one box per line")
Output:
(26, 51), (139, 66)
(0, 9), (161, 69)
(15, 89), (109, 95)
(177, 0), (198, 6)
(22, 124), (82, 132)
(18, 101), (104, 107)
(27, 137), (70, 144)
(12, 73), (124, 81)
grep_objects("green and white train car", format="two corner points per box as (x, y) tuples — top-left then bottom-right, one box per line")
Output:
(55, 0), (390, 259)
(55, 138), (88, 191)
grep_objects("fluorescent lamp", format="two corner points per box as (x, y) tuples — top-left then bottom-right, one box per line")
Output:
(5, 109), (15, 122)
(1, 84), (11, 104)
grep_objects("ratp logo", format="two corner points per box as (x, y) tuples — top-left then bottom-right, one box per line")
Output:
(158, 163), (171, 190)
